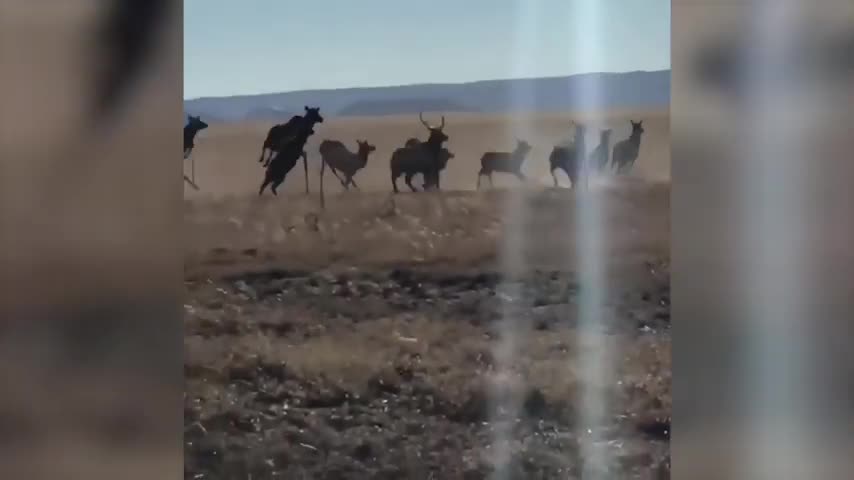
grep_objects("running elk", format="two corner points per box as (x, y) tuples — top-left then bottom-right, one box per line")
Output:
(389, 112), (449, 193)
(611, 120), (644, 173)
(184, 115), (208, 159)
(392, 147), (455, 192)
(258, 125), (315, 196)
(318, 139), (376, 190)
(476, 139), (532, 189)
(589, 128), (613, 174)
(258, 106), (324, 166)
(549, 123), (588, 189)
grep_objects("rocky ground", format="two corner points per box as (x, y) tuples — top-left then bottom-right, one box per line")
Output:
(184, 266), (671, 479)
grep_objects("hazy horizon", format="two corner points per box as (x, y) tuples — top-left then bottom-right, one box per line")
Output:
(185, 0), (671, 100)
(184, 68), (671, 101)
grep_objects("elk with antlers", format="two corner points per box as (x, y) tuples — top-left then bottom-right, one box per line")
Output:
(408, 147), (455, 191)
(389, 112), (449, 193)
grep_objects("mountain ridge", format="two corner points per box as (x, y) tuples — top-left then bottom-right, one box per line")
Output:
(185, 70), (670, 123)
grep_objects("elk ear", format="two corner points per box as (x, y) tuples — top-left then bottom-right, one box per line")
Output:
(304, 106), (309, 112)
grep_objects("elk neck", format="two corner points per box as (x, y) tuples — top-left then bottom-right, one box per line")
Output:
(357, 147), (371, 166)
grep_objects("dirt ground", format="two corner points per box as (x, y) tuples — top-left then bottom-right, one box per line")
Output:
(184, 112), (671, 479)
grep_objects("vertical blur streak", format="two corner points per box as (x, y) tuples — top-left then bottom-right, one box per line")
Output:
(487, 2), (538, 477)
(571, 1), (609, 478)
(738, 1), (811, 478)
(0, 1), (182, 478)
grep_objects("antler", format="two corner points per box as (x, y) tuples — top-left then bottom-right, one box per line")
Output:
(419, 112), (431, 129)
(439, 115), (445, 129)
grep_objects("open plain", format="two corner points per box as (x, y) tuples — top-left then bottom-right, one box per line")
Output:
(184, 111), (671, 478)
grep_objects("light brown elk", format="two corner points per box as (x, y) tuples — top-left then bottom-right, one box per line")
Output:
(318, 139), (376, 190)
(476, 139), (532, 189)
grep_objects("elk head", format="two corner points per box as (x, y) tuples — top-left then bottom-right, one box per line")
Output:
(515, 138), (532, 155)
(356, 139), (376, 155)
(419, 112), (448, 145)
(630, 120), (645, 135)
(187, 115), (208, 131)
(304, 106), (324, 124)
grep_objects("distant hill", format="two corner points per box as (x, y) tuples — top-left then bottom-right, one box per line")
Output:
(184, 70), (669, 123)
(337, 98), (475, 117)
(183, 110), (225, 124)
(242, 106), (297, 122)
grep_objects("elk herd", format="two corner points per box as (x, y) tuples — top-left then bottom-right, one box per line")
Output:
(182, 107), (646, 195)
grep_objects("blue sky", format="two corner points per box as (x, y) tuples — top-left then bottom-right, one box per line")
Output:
(184, 0), (670, 99)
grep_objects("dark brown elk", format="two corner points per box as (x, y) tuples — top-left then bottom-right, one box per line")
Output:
(392, 147), (455, 192)
(549, 123), (588, 189)
(258, 106), (324, 166)
(611, 120), (645, 173)
(318, 139), (376, 190)
(258, 125), (315, 196)
(476, 139), (532, 189)
(388, 112), (449, 192)
(589, 128), (613, 174)
(183, 115), (208, 159)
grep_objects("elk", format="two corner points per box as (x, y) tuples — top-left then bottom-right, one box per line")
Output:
(258, 125), (315, 196)
(421, 147), (456, 190)
(388, 112), (449, 193)
(183, 115), (208, 159)
(392, 147), (455, 192)
(611, 120), (645, 173)
(258, 106), (324, 166)
(318, 139), (376, 190)
(588, 128), (613, 174)
(183, 115), (208, 190)
(549, 122), (588, 189)
(476, 139), (532, 189)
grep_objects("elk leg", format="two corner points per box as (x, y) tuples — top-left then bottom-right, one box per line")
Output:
(302, 152), (309, 194)
(349, 176), (360, 190)
(404, 173), (417, 192)
(551, 168), (560, 188)
(333, 168), (347, 187)
(184, 175), (199, 190)
(391, 171), (400, 193)
(476, 171), (482, 190)
(271, 178), (284, 196)
(488, 173), (494, 187)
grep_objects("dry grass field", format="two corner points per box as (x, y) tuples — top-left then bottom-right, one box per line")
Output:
(184, 111), (671, 478)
